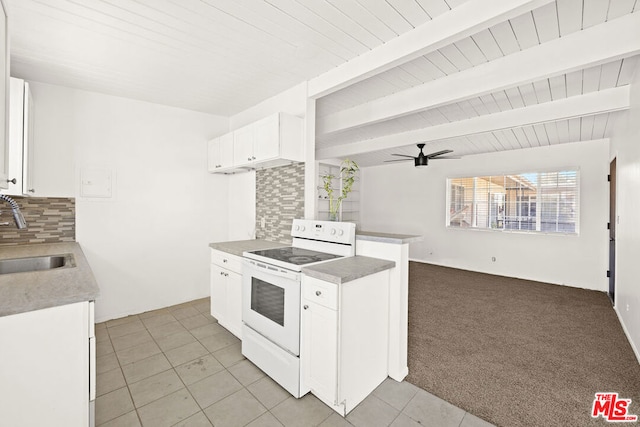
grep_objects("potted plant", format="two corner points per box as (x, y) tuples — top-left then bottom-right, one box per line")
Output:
(321, 159), (359, 221)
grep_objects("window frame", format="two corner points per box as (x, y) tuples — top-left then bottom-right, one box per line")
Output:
(445, 167), (581, 236)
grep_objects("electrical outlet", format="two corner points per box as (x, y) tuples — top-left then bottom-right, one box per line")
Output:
(627, 304), (630, 312)
(260, 217), (266, 228)
(491, 257), (496, 262)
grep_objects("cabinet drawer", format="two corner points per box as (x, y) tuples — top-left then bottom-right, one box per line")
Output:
(211, 250), (242, 273)
(303, 277), (338, 310)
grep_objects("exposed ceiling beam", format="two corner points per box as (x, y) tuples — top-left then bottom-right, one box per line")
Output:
(317, 12), (640, 136)
(307, 0), (554, 99)
(316, 86), (630, 160)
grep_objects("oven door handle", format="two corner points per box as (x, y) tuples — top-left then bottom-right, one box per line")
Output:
(243, 259), (300, 281)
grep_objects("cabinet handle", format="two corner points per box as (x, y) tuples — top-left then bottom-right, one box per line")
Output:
(303, 305), (309, 310)
(247, 157), (252, 161)
(315, 291), (322, 296)
(223, 259), (227, 263)
(6, 178), (16, 184)
(252, 156), (256, 160)
(220, 271), (225, 276)
(28, 189), (35, 193)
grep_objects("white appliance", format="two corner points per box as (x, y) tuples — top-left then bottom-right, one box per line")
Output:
(242, 219), (356, 397)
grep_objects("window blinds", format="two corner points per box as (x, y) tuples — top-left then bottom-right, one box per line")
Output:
(447, 170), (579, 234)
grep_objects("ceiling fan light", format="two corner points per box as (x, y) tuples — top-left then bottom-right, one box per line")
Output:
(414, 157), (428, 167)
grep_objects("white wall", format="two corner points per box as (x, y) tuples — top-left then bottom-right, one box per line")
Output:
(225, 82), (310, 240)
(29, 82), (229, 322)
(229, 82), (307, 129)
(609, 63), (640, 361)
(360, 139), (610, 291)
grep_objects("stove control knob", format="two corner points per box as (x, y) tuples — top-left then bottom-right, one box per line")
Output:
(337, 229), (344, 236)
(330, 228), (336, 235)
(301, 225), (306, 231)
(294, 225), (300, 231)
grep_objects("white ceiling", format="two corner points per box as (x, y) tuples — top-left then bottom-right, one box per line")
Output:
(7, 0), (640, 167)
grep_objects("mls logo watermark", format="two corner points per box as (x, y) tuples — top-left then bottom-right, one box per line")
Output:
(592, 393), (638, 422)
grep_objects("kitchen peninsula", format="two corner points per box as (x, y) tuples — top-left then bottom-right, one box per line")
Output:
(355, 231), (423, 382)
(208, 225), (420, 415)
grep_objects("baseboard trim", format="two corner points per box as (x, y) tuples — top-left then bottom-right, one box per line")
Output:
(614, 306), (640, 365)
(389, 367), (409, 382)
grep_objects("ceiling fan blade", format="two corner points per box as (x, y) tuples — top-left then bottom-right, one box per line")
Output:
(384, 159), (414, 162)
(430, 155), (460, 160)
(426, 149), (454, 158)
(390, 154), (416, 158)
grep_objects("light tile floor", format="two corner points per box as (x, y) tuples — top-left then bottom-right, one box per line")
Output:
(96, 298), (495, 427)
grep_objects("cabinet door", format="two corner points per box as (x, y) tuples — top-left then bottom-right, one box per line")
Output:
(301, 300), (337, 402)
(225, 270), (242, 339)
(233, 124), (254, 166)
(210, 264), (227, 322)
(253, 113), (280, 162)
(207, 137), (221, 172)
(218, 132), (234, 169)
(0, 0), (7, 190)
(0, 302), (90, 426)
(4, 78), (24, 195)
(22, 82), (35, 194)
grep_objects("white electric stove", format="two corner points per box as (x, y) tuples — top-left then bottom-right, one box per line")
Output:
(241, 219), (356, 397)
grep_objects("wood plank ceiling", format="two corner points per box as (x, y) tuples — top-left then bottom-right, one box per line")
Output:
(7, 0), (640, 167)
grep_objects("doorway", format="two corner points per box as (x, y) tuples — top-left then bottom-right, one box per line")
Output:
(609, 158), (616, 304)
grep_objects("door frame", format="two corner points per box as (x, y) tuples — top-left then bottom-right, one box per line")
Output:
(609, 157), (617, 305)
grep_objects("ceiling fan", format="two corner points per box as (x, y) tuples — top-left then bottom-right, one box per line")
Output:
(385, 143), (458, 167)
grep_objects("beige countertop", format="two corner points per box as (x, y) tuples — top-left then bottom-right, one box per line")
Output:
(0, 242), (100, 317)
(356, 231), (423, 244)
(209, 239), (288, 257)
(302, 256), (395, 285)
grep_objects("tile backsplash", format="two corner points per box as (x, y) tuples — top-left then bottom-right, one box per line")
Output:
(255, 162), (305, 244)
(0, 196), (75, 246)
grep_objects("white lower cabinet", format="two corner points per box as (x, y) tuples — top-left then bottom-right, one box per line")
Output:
(0, 300), (95, 427)
(301, 294), (338, 400)
(210, 249), (242, 338)
(300, 271), (390, 416)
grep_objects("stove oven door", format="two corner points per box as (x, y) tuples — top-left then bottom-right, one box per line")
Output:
(242, 259), (301, 356)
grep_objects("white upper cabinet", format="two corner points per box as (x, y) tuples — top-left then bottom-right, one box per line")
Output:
(232, 124), (254, 166)
(207, 132), (234, 172)
(209, 112), (304, 174)
(3, 78), (35, 196)
(0, 1), (8, 190)
(248, 113), (280, 164)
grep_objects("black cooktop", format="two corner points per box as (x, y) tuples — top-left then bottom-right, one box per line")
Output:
(249, 247), (342, 266)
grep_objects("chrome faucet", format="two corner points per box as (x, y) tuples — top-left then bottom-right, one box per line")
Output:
(0, 195), (27, 229)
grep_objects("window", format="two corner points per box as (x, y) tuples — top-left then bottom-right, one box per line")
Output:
(447, 170), (579, 234)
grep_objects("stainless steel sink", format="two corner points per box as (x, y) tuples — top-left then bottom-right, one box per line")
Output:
(0, 254), (75, 275)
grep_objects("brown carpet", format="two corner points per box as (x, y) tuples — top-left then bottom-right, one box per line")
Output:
(405, 262), (640, 427)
